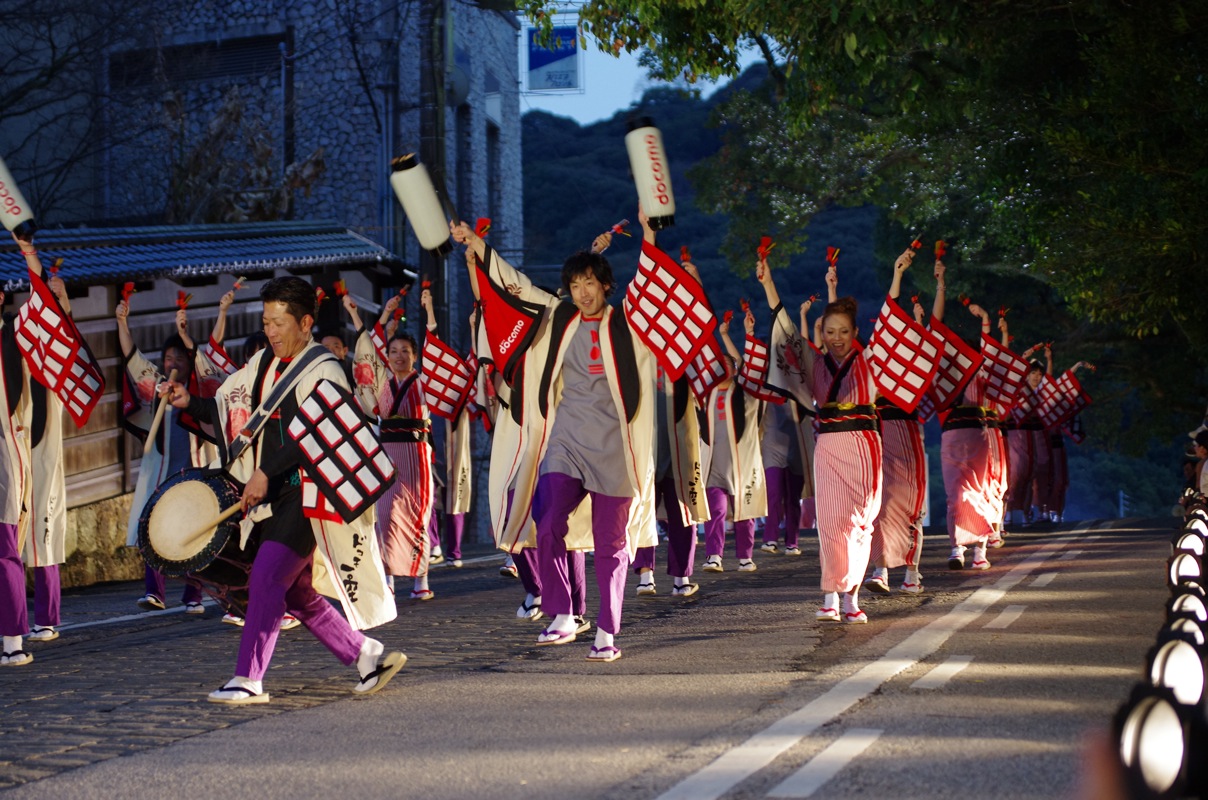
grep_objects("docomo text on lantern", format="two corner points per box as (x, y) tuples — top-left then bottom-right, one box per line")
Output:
(0, 181), (23, 217)
(644, 134), (671, 208)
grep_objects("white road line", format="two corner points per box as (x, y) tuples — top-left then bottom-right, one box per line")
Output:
(984, 605), (1027, 629)
(55, 553), (509, 633)
(1058, 550), (1083, 561)
(653, 523), (1093, 800)
(1031, 572), (1057, 587)
(767, 729), (883, 798)
(910, 655), (974, 690)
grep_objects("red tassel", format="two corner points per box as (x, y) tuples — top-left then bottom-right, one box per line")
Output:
(935, 240), (948, 259)
(998, 305), (1009, 318)
(49, 257), (63, 277)
(958, 293), (970, 307)
(609, 219), (631, 237)
(826, 246), (840, 268)
(121, 282), (136, 302)
(233, 275), (248, 290)
(680, 245), (691, 264)
(316, 288), (327, 305)
(176, 290), (192, 310)
(910, 238), (922, 250)
(723, 310), (734, 325)
(393, 307), (405, 321)
(809, 294), (819, 303)
(739, 298), (750, 313)
(334, 279), (348, 297)
(475, 217), (492, 238)
(910, 294), (920, 304)
(758, 236), (775, 260)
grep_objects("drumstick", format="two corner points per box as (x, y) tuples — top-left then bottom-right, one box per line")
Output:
(144, 368), (179, 458)
(178, 502), (244, 547)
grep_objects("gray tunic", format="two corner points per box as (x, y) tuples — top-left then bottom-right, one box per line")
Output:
(655, 369), (671, 482)
(706, 386), (735, 494)
(540, 320), (631, 497)
(761, 400), (804, 474)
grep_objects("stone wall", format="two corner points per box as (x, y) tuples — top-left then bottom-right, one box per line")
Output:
(27, 495), (142, 590)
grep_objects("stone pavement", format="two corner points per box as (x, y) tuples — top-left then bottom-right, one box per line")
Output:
(0, 521), (1151, 792)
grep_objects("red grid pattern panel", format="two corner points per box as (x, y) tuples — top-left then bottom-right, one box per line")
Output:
(421, 332), (474, 420)
(868, 296), (940, 413)
(980, 334), (1030, 411)
(926, 318), (983, 412)
(624, 241), (716, 381)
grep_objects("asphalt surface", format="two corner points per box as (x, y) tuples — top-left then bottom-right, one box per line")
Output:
(0, 518), (1178, 799)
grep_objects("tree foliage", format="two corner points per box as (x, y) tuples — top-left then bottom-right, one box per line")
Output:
(524, 0), (1208, 454)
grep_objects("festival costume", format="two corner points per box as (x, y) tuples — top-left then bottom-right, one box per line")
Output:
(24, 382), (65, 628)
(635, 367), (709, 579)
(474, 241), (711, 638)
(1006, 383), (1044, 519)
(764, 304), (818, 522)
(352, 326), (434, 578)
(761, 400), (806, 549)
(940, 372), (1004, 548)
(810, 347), (883, 594)
(701, 382), (766, 563)
(0, 317), (31, 640)
(187, 344), (396, 682)
(870, 397), (925, 571)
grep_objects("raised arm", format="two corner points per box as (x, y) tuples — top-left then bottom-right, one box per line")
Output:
(378, 294), (401, 328)
(997, 314), (1010, 348)
(638, 204), (656, 246)
(756, 256), (783, 312)
(116, 300), (135, 359)
(451, 220), (484, 301)
(421, 288), (437, 332)
(175, 308), (195, 351)
(12, 230), (42, 279)
(343, 292), (364, 333)
(826, 264), (838, 304)
(719, 315), (741, 365)
(913, 299), (926, 325)
(888, 248), (914, 300)
(211, 289), (235, 345)
(931, 260), (947, 322)
(49, 275), (71, 317)
(1044, 344), (1053, 376)
(967, 302), (992, 339)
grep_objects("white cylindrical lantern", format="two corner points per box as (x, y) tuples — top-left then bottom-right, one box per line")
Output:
(0, 155), (36, 237)
(624, 117), (675, 231)
(389, 153), (452, 256)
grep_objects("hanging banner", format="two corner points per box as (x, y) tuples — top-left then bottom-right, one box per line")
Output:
(527, 26), (579, 91)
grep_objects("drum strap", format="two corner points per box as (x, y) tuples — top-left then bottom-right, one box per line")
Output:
(223, 346), (335, 467)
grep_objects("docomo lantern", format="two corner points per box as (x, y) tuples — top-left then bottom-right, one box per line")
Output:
(0, 155), (36, 237)
(624, 117), (675, 231)
(389, 154), (452, 256)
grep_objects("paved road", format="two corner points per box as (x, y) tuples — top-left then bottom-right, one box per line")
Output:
(0, 518), (1174, 799)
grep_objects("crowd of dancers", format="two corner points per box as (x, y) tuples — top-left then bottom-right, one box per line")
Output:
(0, 216), (1092, 706)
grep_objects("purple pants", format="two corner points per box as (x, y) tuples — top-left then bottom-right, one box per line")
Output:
(705, 487), (755, 560)
(0, 523), (27, 637)
(34, 565), (60, 627)
(235, 541), (364, 682)
(633, 477), (697, 578)
(533, 472), (631, 635)
(445, 513), (464, 560)
(144, 565), (203, 606)
(514, 547), (587, 615)
(428, 513), (440, 551)
(765, 467), (804, 547)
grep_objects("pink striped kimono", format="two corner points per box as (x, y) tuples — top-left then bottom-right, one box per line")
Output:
(871, 399), (925, 569)
(811, 348), (883, 593)
(1006, 387), (1043, 516)
(940, 372), (1004, 546)
(374, 374), (434, 577)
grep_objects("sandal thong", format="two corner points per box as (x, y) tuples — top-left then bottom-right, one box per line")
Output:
(354, 651), (407, 696)
(1, 650), (33, 667)
(536, 628), (576, 646)
(586, 645), (622, 663)
(207, 684), (270, 705)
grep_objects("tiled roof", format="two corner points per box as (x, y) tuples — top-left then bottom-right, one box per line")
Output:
(1, 221), (414, 290)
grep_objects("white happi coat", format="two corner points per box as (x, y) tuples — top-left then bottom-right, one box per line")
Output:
(657, 374), (709, 527)
(0, 320), (31, 543)
(480, 248), (658, 556)
(24, 387), (65, 566)
(701, 382), (768, 522)
(209, 344), (396, 631)
(766, 304), (818, 498)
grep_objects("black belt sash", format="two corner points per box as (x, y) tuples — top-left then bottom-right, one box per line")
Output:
(818, 403), (880, 434)
(942, 405), (999, 432)
(380, 417), (432, 444)
(875, 398), (917, 423)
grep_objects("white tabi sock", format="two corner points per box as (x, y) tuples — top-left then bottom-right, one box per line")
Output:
(413, 575), (429, 593)
(3, 635), (22, 653)
(638, 569), (654, 586)
(872, 567), (889, 582)
(904, 568), (922, 585)
(841, 590), (861, 614)
(357, 637), (384, 677)
(822, 591), (839, 611)
(673, 576), (689, 588)
(224, 675), (262, 694)
(593, 629), (614, 650)
(547, 613), (575, 635)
